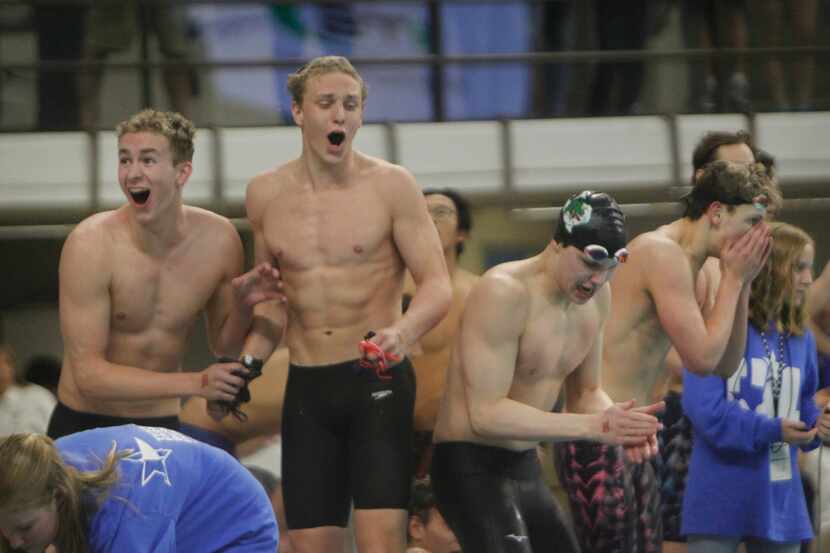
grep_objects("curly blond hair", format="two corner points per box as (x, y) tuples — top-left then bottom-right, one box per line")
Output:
(116, 109), (195, 165)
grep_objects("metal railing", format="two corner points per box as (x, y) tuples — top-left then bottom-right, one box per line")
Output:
(2, 0), (829, 235)
(4, 0), (829, 126)
(2, 108), (830, 236)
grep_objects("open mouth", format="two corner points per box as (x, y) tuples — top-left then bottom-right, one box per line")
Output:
(577, 283), (594, 296)
(129, 189), (151, 205)
(327, 131), (346, 146)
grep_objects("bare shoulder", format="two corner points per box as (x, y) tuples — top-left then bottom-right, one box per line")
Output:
(247, 164), (288, 196)
(614, 230), (690, 300)
(64, 210), (120, 255)
(627, 228), (700, 307)
(629, 228), (680, 254)
(359, 153), (419, 196)
(246, 161), (297, 217)
(456, 268), (481, 296)
(185, 206), (239, 243)
(473, 264), (529, 309)
(463, 265), (531, 338)
(185, 205), (234, 229)
(60, 211), (123, 281)
(628, 228), (685, 266)
(360, 152), (413, 181)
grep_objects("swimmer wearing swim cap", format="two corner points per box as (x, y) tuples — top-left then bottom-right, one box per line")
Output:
(431, 189), (663, 553)
(554, 190), (629, 269)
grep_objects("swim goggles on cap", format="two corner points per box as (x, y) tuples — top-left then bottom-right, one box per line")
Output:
(583, 244), (629, 265)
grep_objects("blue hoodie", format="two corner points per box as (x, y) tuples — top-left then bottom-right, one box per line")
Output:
(681, 323), (820, 543)
(57, 424), (278, 552)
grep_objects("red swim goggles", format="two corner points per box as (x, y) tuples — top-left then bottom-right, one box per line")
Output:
(583, 244), (629, 265)
(358, 331), (400, 380)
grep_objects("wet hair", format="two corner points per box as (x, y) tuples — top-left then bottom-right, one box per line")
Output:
(749, 222), (814, 335)
(424, 187), (473, 256)
(682, 161), (775, 220)
(116, 109), (195, 165)
(0, 434), (123, 553)
(287, 56), (368, 107)
(553, 190), (627, 255)
(691, 130), (756, 178)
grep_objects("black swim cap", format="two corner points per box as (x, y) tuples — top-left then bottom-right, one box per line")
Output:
(553, 191), (627, 255)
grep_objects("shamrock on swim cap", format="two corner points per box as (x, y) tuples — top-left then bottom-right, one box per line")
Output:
(554, 190), (627, 255)
(561, 191), (594, 233)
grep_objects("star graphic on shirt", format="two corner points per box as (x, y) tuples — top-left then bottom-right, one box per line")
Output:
(123, 437), (173, 487)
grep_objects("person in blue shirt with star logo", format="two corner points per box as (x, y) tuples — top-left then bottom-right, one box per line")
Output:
(0, 424), (278, 552)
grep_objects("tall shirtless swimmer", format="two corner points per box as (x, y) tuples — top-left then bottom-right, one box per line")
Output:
(237, 56), (452, 553)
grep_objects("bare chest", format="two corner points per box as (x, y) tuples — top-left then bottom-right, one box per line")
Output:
(262, 189), (394, 272)
(109, 247), (222, 333)
(515, 306), (599, 381)
(608, 268), (668, 350)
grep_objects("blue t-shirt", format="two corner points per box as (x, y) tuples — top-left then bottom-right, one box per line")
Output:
(681, 323), (820, 543)
(57, 424), (278, 553)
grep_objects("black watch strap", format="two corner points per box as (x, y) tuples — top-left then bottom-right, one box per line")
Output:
(240, 354), (264, 374)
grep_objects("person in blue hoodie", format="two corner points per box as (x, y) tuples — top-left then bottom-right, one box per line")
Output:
(0, 424), (278, 553)
(682, 221), (830, 553)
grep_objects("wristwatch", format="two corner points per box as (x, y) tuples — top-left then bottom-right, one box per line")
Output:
(240, 354), (264, 374)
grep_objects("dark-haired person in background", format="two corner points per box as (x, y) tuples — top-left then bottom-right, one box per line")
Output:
(407, 478), (460, 553)
(405, 188), (480, 478)
(0, 344), (56, 436)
